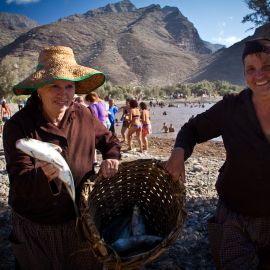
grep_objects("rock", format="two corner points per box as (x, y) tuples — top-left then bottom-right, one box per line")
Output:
(192, 164), (204, 172)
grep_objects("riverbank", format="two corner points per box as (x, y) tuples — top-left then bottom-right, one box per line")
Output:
(0, 136), (225, 270)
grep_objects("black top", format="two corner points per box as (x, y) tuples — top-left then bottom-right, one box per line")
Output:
(174, 88), (270, 217)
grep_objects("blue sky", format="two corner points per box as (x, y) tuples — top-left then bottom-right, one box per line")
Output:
(0, 0), (255, 47)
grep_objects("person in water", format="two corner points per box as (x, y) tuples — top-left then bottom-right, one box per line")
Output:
(161, 122), (168, 133)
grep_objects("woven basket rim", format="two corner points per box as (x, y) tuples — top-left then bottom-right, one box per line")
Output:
(79, 158), (187, 269)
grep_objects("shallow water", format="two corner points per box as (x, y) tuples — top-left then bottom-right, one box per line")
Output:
(115, 101), (222, 141)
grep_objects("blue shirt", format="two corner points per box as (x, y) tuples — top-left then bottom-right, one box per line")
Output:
(108, 105), (119, 124)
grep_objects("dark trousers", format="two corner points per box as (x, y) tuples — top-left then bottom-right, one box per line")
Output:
(10, 211), (102, 270)
(109, 124), (115, 135)
(208, 201), (270, 270)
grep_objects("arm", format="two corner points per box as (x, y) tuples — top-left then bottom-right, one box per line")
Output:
(142, 110), (146, 123)
(174, 99), (225, 159)
(3, 119), (60, 206)
(128, 108), (133, 123)
(166, 99), (226, 180)
(8, 106), (11, 117)
(120, 106), (126, 120)
(165, 147), (185, 182)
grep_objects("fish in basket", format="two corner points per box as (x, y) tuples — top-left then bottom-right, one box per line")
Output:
(79, 159), (186, 270)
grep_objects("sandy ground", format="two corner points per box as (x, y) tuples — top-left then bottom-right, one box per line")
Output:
(120, 136), (225, 160)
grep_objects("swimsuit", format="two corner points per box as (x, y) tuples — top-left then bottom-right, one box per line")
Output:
(142, 124), (152, 135)
(132, 124), (142, 129)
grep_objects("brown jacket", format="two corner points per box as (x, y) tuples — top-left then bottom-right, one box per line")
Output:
(3, 97), (121, 224)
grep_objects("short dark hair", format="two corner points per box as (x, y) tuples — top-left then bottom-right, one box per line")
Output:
(129, 99), (138, 108)
(242, 37), (270, 62)
(139, 102), (147, 110)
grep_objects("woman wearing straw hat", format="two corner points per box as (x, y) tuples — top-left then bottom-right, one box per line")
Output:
(166, 37), (270, 269)
(3, 46), (121, 270)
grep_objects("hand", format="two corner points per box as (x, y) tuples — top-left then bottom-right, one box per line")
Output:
(36, 160), (60, 182)
(165, 147), (186, 182)
(100, 159), (119, 178)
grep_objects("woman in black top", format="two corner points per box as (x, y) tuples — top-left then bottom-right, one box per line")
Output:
(166, 38), (270, 269)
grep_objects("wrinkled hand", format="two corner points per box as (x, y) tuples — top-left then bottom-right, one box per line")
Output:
(165, 147), (186, 183)
(100, 159), (119, 178)
(36, 160), (60, 182)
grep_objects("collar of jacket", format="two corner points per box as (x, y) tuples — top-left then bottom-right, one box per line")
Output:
(29, 102), (77, 139)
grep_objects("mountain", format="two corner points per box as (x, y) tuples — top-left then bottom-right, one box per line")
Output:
(86, 0), (137, 14)
(2, 0), (267, 89)
(203, 41), (224, 53)
(0, 12), (39, 48)
(189, 23), (270, 86)
(0, 0), (217, 87)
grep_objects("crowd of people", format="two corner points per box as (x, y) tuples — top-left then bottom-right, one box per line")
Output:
(72, 94), (154, 153)
(1, 37), (270, 270)
(119, 98), (152, 153)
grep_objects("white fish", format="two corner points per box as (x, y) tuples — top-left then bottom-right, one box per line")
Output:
(16, 138), (78, 216)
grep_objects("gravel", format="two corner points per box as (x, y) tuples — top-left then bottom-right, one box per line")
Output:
(0, 137), (225, 270)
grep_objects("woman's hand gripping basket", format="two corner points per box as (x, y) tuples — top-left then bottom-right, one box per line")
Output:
(79, 159), (186, 270)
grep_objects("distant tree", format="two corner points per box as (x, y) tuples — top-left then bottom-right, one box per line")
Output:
(242, 0), (270, 27)
(0, 56), (33, 98)
(190, 80), (215, 96)
(175, 83), (191, 97)
(160, 85), (175, 97)
(0, 62), (17, 98)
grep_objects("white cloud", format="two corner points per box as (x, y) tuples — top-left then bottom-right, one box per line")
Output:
(6, 0), (40, 4)
(212, 36), (241, 47)
(219, 30), (224, 36)
(218, 22), (226, 28)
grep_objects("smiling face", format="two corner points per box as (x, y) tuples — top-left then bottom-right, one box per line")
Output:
(37, 80), (75, 119)
(244, 52), (270, 98)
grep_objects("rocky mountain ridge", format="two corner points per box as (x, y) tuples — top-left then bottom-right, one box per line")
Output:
(0, 0), (268, 88)
(188, 23), (270, 86)
(0, 12), (39, 48)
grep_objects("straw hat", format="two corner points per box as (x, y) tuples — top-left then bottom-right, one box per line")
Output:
(13, 46), (106, 95)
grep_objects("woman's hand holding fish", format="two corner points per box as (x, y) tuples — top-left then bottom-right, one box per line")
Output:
(100, 159), (119, 178)
(165, 147), (186, 182)
(37, 160), (60, 182)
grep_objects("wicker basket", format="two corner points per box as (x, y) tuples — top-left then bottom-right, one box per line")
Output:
(79, 159), (186, 270)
